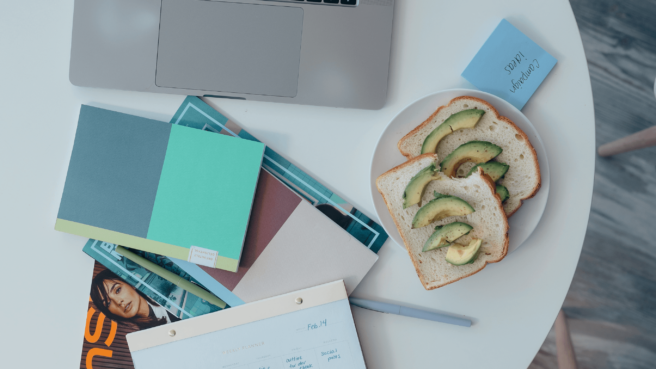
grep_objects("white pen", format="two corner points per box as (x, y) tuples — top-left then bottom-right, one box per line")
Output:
(349, 298), (472, 328)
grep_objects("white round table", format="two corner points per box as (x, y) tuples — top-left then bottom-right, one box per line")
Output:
(0, 1), (594, 368)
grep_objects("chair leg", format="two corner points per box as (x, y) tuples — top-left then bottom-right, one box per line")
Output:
(555, 309), (578, 369)
(598, 125), (656, 157)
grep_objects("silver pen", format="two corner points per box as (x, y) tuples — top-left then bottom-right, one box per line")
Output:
(349, 298), (472, 328)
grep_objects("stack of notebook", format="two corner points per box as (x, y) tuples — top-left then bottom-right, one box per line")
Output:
(59, 97), (388, 369)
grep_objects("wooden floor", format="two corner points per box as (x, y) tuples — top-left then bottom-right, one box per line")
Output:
(529, 1), (656, 368)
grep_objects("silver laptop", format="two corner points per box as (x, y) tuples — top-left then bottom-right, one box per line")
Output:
(69, 0), (395, 110)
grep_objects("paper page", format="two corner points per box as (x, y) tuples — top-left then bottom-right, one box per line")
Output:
(131, 299), (365, 369)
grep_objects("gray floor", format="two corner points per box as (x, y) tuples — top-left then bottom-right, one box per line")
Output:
(529, 1), (656, 368)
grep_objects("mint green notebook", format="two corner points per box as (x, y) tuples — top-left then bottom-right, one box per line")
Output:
(56, 105), (265, 272)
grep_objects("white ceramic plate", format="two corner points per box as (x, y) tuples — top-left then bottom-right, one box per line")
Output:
(370, 89), (550, 254)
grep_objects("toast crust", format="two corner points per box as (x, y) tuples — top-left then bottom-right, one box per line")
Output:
(376, 155), (510, 290)
(397, 96), (541, 217)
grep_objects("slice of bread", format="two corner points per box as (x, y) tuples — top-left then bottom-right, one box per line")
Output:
(376, 154), (509, 290)
(397, 96), (541, 217)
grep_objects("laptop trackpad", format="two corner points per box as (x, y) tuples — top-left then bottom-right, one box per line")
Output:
(156, 0), (303, 97)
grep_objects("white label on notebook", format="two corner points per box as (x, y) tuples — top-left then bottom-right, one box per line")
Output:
(188, 246), (218, 268)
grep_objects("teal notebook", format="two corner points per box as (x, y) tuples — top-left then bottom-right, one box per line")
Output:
(56, 105), (265, 272)
(171, 96), (388, 253)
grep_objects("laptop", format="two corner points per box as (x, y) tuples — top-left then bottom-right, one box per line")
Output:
(69, 0), (395, 110)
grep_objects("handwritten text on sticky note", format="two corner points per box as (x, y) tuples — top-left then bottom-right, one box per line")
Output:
(462, 19), (557, 110)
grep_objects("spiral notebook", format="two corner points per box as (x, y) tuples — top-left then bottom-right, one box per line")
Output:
(127, 280), (366, 369)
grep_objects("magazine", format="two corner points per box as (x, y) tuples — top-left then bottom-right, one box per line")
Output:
(80, 260), (225, 369)
(83, 239), (227, 318)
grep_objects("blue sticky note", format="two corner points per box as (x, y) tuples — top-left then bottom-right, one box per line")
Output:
(462, 19), (557, 110)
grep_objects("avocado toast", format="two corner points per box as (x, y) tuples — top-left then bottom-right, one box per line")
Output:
(397, 96), (541, 217)
(376, 154), (509, 290)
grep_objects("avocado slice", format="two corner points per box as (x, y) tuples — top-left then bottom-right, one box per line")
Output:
(445, 239), (483, 265)
(421, 109), (485, 154)
(422, 222), (473, 252)
(403, 163), (439, 209)
(432, 191), (450, 200)
(466, 162), (509, 182)
(411, 193), (474, 229)
(496, 185), (509, 202)
(440, 141), (503, 178)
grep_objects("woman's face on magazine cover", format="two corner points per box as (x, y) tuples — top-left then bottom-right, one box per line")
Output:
(102, 280), (145, 319)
